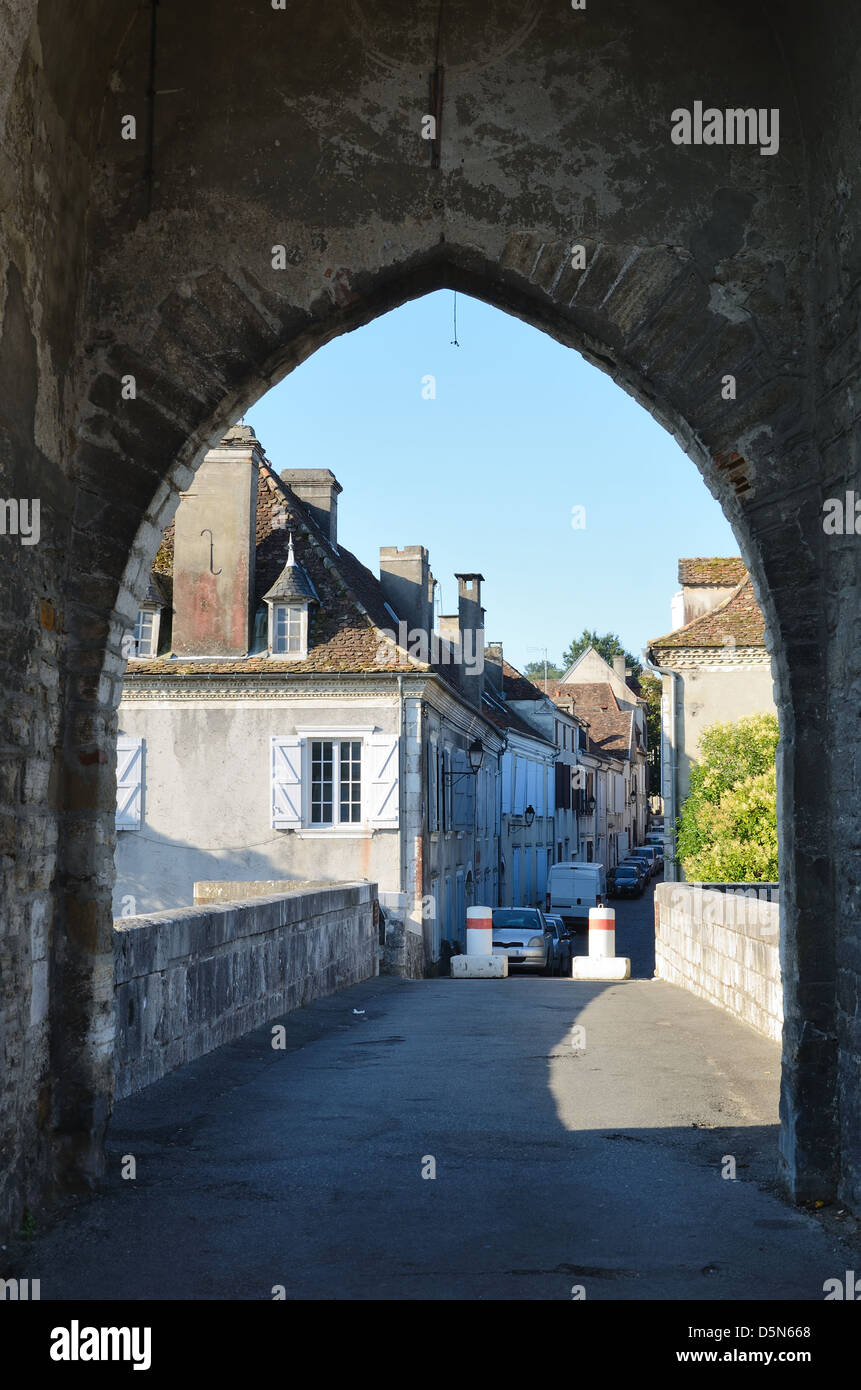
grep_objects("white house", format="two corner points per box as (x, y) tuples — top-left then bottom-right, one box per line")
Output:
(114, 424), (505, 977)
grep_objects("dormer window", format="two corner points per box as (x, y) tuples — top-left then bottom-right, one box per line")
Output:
(263, 532), (318, 660)
(270, 602), (308, 657)
(133, 606), (159, 657)
(125, 574), (168, 661)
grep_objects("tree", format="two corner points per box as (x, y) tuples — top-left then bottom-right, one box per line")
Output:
(676, 713), (779, 882)
(638, 672), (662, 794)
(524, 658), (563, 683)
(561, 629), (642, 678)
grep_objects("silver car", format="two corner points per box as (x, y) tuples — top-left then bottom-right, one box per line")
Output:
(491, 907), (552, 974)
(544, 915), (573, 975)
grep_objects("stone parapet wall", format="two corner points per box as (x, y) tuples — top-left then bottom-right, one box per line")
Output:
(113, 882), (377, 1099)
(654, 883), (782, 1042)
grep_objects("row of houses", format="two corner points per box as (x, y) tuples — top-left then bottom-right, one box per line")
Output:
(113, 424), (649, 976)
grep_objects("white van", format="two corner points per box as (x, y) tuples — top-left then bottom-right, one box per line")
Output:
(545, 861), (607, 927)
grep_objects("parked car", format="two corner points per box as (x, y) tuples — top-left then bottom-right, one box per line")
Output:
(544, 915), (573, 975)
(491, 907), (553, 974)
(644, 842), (664, 871)
(631, 845), (661, 875)
(645, 832), (664, 848)
(608, 865), (644, 898)
(619, 857), (649, 889)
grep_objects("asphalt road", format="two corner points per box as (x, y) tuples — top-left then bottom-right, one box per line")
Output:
(13, 877), (860, 1301)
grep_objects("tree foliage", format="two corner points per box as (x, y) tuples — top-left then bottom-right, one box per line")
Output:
(676, 713), (779, 881)
(561, 629), (642, 678)
(524, 659), (563, 682)
(638, 672), (662, 794)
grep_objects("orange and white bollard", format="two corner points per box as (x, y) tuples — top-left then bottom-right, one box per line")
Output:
(452, 905), (508, 978)
(571, 905), (630, 980)
(588, 905), (616, 958)
(466, 905), (492, 955)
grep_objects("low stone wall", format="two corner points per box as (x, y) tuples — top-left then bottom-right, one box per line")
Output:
(193, 879), (328, 904)
(113, 881), (378, 1099)
(654, 882), (782, 1042)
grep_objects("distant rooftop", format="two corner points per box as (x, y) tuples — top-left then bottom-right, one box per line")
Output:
(678, 557), (747, 586)
(649, 577), (766, 651)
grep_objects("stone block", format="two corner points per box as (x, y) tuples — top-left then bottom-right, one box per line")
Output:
(451, 953), (508, 978)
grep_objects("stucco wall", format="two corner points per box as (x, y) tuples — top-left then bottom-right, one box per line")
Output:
(677, 662), (777, 803)
(654, 882), (782, 1043)
(113, 881), (377, 1099)
(114, 696), (400, 914)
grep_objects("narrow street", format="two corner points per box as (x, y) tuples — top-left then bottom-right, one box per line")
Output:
(19, 882), (857, 1301)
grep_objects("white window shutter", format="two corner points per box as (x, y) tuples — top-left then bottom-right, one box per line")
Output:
(271, 736), (303, 829)
(369, 735), (400, 826)
(116, 736), (143, 831)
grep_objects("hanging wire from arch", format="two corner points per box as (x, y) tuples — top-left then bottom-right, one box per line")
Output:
(451, 290), (460, 346)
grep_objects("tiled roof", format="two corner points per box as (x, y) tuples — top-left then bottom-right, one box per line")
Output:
(502, 660), (547, 702)
(129, 461), (438, 677)
(678, 557), (747, 586)
(482, 684), (555, 747)
(511, 669), (634, 761)
(648, 577), (766, 651)
(559, 683), (633, 759)
(529, 678), (571, 702)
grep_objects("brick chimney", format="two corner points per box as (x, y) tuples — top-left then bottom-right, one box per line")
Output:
(379, 546), (433, 637)
(172, 424), (261, 657)
(456, 572), (485, 706)
(281, 469), (342, 544)
(612, 654), (627, 682)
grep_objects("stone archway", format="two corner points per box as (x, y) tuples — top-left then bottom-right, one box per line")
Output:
(1, 0), (859, 1235)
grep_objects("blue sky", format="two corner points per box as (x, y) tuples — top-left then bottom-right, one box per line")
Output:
(246, 291), (738, 675)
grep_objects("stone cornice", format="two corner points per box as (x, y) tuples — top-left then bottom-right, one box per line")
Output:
(120, 671), (503, 749)
(651, 646), (771, 670)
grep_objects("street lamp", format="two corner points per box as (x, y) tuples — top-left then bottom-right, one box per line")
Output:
(587, 795), (596, 813)
(524, 804), (535, 827)
(444, 737), (485, 786)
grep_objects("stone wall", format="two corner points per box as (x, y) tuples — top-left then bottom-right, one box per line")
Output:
(113, 881), (377, 1100)
(654, 883), (782, 1043)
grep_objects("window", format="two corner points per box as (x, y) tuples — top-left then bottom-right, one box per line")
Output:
(310, 739), (361, 825)
(271, 603), (305, 656)
(271, 733), (398, 830)
(132, 607), (158, 657)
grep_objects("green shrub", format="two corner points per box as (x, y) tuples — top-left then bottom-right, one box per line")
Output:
(676, 713), (779, 881)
